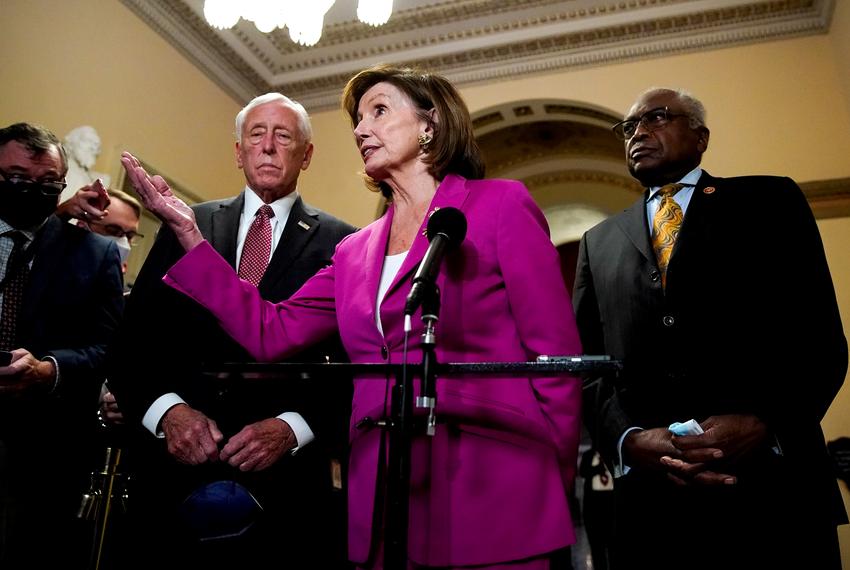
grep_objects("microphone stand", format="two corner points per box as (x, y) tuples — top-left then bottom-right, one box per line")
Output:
(384, 337), (415, 569)
(81, 445), (126, 570)
(385, 282), (441, 570)
(416, 284), (440, 436)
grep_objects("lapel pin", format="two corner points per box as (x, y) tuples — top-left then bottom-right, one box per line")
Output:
(703, 186), (716, 195)
(297, 220), (312, 231)
(423, 207), (441, 235)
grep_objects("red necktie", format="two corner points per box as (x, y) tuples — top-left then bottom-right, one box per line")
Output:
(0, 232), (31, 351)
(238, 205), (274, 286)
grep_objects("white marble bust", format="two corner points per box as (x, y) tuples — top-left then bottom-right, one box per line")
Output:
(60, 125), (111, 203)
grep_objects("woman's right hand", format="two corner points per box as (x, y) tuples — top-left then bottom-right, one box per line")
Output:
(120, 151), (203, 251)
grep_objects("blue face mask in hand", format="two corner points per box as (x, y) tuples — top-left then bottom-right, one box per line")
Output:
(668, 419), (704, 436)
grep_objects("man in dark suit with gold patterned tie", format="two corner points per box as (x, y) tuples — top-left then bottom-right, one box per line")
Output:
(574, 88), (847, 570)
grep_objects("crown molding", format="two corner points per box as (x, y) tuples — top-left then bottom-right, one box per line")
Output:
(120, 0), (836, 111)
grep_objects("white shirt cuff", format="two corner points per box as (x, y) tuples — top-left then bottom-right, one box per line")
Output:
(42, 355), (60, 394)
(278, 412), (314, 453)
(142, 395), (315, 452)
(142, 393), (186, 437)
(615, 426), (644, 477)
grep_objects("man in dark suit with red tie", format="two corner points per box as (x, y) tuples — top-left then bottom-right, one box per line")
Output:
(109, 94), (356, 569)
(573, 88), (847, 569)
(0, 122), (125, 568)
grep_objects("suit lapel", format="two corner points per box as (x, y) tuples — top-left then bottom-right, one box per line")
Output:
(381, 173), (471, 301)
(615, 194), (655, 263)
(209, 195), (243, 269)
(259, 196), (318, 291)
(20, 217), (63, 326)
(364, 205), (393, 328)
(671, 170), (716, 261)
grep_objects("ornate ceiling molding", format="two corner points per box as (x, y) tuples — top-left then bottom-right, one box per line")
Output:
(120, 0), (835, 111)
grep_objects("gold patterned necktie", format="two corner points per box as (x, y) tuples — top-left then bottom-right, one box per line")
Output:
(651, 183), (685, 289)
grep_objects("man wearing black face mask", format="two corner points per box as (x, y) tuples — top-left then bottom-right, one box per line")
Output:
(0, 122), (124, 568)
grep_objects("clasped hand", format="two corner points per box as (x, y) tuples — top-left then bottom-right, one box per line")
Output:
(162, 404), (297, 472)
(624, 414), (768, 486)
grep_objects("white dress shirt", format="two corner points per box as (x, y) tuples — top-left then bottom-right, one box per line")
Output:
(142, 188), (314, 449)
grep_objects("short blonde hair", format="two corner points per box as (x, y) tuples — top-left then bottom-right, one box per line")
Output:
(108, 188), (142, 219)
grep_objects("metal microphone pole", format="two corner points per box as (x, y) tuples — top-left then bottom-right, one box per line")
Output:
(386, 282), (441, 570)
(385, 341), (414, 569)
(416, 283), (440, 436)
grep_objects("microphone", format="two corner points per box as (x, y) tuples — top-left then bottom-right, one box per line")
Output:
(403, 207), (467, 317)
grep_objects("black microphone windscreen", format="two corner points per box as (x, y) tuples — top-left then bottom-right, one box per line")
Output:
(426, 207), (467, 248)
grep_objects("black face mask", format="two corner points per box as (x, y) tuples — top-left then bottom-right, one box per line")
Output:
(0, 181), (59, 230)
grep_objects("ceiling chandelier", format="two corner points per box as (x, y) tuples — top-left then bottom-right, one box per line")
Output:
(203, 0), (393, 47)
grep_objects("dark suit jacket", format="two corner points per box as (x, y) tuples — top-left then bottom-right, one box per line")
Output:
(108, 193), (356, 563)
(574, 172), (848, 532)
(0, 215), (124, 566)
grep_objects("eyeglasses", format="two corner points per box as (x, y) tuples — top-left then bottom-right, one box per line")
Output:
(611, 107), (691, 141)
(87, 219), (144, 245)
(0, 168), (67, 196)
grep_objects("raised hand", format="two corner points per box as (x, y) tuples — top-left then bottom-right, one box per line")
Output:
(120, 151), (204, 251)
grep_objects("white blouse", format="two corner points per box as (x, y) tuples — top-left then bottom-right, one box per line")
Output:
(375, 250), (408, 336)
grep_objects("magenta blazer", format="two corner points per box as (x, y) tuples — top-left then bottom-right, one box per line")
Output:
(165, 174), (583, 566)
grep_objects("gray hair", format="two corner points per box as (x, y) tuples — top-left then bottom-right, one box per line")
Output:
(234, 93), (312, 143)
(638, 87), (707, 129)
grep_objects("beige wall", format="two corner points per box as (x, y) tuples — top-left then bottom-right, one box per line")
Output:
(4, 0), (850, 561)
(297, 108), (384, 227)
(831, 0), (850, 121)
(0, 0), (244, 199)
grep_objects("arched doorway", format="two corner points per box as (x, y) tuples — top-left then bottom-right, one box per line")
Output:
(472, 99), (642, 291)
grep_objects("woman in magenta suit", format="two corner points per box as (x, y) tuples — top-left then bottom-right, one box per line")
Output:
(121, 65), (582, 569)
